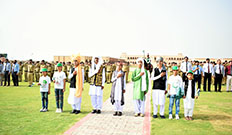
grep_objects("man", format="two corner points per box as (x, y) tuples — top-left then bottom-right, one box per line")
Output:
(28, 59), (35, 87)
(84, 61), (89, 83)
(122, 62), (130, 83)
(67, 61), (72, 82)
(22, 61), (28, 82)
(213, 59), (225, 92)
(203, 58), (214, 92)
(105, 62), (113, 84)
(89, 56), (105, 114)
(18, 62), (23, 82)
(62, 62), (68, 79)
(35, 61), (40, 82)
(12, 60), (19, 86)
(225, 60), (232, 92)
(151, 57), (167, 119)
(192, 61), (203, 91)
(146, 53), (151, 64)
(180, 56), (192, 81)
(68, 54), (84, 114)
(3, 59), (11, 86)
(0, 60), (4, 86)
(47, 63), (52, 78)
(131, 58), (149, 117)
(40, 60), (47, 77)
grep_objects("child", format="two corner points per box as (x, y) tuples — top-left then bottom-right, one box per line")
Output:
(131, 58), (149, 117)
(167, 66), (183, 120)
(52, 63), (66, 113)
(183, 70), (198, 120)
(110, 62), (126, 116)
(38, 68), (51, 112)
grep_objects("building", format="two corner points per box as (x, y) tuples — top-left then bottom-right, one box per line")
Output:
(54, 56), (125, 64)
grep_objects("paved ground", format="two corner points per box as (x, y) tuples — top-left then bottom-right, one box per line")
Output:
(64, 82), (151, 135)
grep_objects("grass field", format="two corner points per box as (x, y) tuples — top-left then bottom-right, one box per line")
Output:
(0, 81), (112, 135)
(0, 71), (232, 135)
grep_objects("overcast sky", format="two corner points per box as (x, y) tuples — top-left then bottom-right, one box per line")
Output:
(0, 0), (231, 61)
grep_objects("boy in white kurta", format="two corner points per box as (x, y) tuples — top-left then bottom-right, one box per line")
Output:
(183, 70), (198, 120)
(110, 62), (126, 116)
(89, 56), (105, 114)
(68, 54), (84, 114)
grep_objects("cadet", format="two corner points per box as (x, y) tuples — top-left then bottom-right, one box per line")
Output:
(122, 62), (130, 83)
(40, 60), (47, 77)
(18, 61), (23, 82)
(28, 59), (35, 87)
(47, 63), (52, 78)
(23, 61), (28, 82)
(35, 61), (40, 82)
(84, 61), (89, 83)
(106, 62), (113, 84)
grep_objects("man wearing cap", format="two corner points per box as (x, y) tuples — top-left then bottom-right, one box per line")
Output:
(28, 59), (35, 87)
(35, 61), (40, 82)
(180, 56), (192, 81)
(167, 66), (183, 120)
(225, 60), (232, 92)
(89, 56), (105, 114)
(213, 59), (225, 92)
(192, 61), (203, 91)
(203, 58), (214, 92)
(68, 54), (84, 114)
(52, 63), (66, 113)
(151, 57), (167, 119)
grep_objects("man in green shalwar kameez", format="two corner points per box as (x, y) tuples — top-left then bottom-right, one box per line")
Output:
(132, 58), (149, 117)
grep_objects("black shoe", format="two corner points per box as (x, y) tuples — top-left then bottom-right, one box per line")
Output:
(153, 115), (158, 118)
(113, 112), (118, 116)
(96, 110), (101, 114)
(118, 112), (122, 116)
(160, 115), (166, 119)
(91, 109), (97, 114)
(75, 110), (81, 114)
(70, 110), (77, 114)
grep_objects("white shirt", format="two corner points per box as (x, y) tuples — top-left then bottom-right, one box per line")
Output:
(203, 63), (214, 75)
(214, 64), (225, 77)
(180, 61), (192, 73)
(111, 70), (126, 101)
(168, 75), (183, 95)
(39, 76), (51, 92)
(52, 71), (66, 89)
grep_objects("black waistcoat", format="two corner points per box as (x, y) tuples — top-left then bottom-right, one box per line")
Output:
(152, 67), (166, 90)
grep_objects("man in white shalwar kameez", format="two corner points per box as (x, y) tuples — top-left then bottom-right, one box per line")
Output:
(68, 54), (84, 114)
(89, 56), (105, 114)
(110, 62), (126, 116)
(151, 57), (167, 119)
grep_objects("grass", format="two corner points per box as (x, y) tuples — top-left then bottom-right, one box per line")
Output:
(0, 81), (112, 135)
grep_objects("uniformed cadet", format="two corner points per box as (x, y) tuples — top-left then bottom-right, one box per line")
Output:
(35, 61), (40, 82)
(28, 59), (35, 87)
(84, 62), (89, 83)
(122, 62), (130, 83)
(112, 63), (116, 72)
(62, 62), (68, 79)
(47, 63), (52, 78)
(40, 60), (47, 77)
(54, 61), (59, 72)
(18, 61), (23, 82)
(105, 62), (112, 84)
(66, 61), (72, 82)
(22, 62), (28, 82)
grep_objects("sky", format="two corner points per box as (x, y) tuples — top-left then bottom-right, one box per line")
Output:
(0, 0), (231, 61)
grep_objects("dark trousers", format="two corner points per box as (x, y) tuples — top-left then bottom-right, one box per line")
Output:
(41, 92), (48, 109)
(204, 73), (211, 91)
(55, 89), (64, 109)
(4, 71), (10, 86)
(182, 72), (187, 81)
(194, 74), (202, 90)
(12, 72), (19, 86)
(214, 73), (223, 92)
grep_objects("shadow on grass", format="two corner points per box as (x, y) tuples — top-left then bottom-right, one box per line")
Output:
(194, 113), (232, 121)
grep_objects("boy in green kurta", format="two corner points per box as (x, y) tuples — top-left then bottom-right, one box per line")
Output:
(132, 58), (149, 117)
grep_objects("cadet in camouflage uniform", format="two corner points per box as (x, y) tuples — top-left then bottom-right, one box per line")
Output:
(28, 59), (35, 87)
(18, 61), (23, 82)
(22, 62), (28, 82)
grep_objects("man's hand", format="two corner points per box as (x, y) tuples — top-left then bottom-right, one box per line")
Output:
(164, 90), (168, 95)
(160, 72), (166, 77)
(183, 96), (186, 99)
(140, 72), (144, 76)
(73, 71), (77, 75)
(48, 90), (50, 95)
(53, 80), (56, 83)
(195, 96), (198, 99)
(117, 73), (123, 78)
(101, 86), (104, 90)
(63, 89), (65, 92)
(123, 90), (126, 93)
(37, 83), (41, 86)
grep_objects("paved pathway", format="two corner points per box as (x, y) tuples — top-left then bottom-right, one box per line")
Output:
(64, 82), (151, 135)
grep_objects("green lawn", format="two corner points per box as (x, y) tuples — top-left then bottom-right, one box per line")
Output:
(0, 82), (112, 135)
(150, 85), (232, 135)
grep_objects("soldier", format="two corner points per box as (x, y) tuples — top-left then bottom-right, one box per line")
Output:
(105, 62), (113, 84)
(22, 61), (28, 82)
(35, 61), (40, 82)
(51, 61), (55, 78)
(28, 59), (35, 87)
(18, 61), (23, 82)
(84, 62), (89, 83)
(62, 62), (68, 79)
(66, 61), (72, 82)
(40, 60), (47, 77)
(47, 63), (52, 78)
(54, 61), (59, 72)
(122, 62), (130, 83)
(112, 63), (116, 72)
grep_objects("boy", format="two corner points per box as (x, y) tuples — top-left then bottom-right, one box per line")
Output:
(183, 70), (198, 120)
(68, 54), (84, 114)
(38, 68), (51, 112)
(110, 62), (126, 116)
(52, 63), (66, 113)
(167, 66), (183, 120)
(131, 58), (149, 117)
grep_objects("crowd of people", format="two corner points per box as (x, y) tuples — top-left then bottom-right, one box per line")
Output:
(0, 55), (231, 121)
